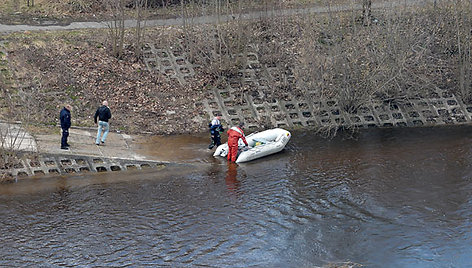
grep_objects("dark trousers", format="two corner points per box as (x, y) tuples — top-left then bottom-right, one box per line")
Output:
(208, 134), (221, 149)
(213, 134), (221, 147)
(61, 129), (69, 147)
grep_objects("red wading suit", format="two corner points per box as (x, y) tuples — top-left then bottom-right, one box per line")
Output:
(227, 126), (248, 162)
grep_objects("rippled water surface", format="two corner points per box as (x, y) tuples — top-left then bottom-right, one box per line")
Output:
(1, 127), (472, 267)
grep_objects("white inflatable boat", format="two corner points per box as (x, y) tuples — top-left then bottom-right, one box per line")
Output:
(213, 128), (291, 163)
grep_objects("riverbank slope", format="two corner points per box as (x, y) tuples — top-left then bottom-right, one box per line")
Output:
(0, 0), (470, 137)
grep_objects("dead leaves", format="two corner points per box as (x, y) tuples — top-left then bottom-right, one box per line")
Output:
(6, 32), (208, 135)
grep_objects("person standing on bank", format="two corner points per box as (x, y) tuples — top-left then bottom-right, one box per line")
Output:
(59, 104), (72, 150)
(94, 100), (112, 146)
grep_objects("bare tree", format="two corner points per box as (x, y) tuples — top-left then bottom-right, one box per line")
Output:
(0, 58), (36, 181)
(454, 1), (472, 102)
(180, 0), (250, 79)
(362, 0), (372, 26)
(135, 0), (149, 61)
(105, 0), (126, 59)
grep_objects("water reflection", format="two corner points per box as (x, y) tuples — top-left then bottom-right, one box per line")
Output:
(225, 162), (240, 195)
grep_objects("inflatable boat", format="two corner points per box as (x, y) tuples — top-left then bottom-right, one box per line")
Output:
(213, 128), (291, 163)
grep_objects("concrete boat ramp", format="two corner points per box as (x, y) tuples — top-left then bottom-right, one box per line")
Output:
(0, 123), (185, 180)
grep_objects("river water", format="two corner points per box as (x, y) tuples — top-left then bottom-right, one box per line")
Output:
(1, 126), (471, 267)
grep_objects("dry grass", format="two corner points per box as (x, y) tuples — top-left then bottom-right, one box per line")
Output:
(0, 1), (470, 137)
(0, 0), (359, 24)
(1, 28), (210, 135)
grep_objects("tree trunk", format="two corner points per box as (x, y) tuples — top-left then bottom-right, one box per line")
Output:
(135, 0), (148, 61)
(363, 0), (372, 26)
(105, 0), (126, 59)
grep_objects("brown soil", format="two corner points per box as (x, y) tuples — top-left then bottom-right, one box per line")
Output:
(1, 1), (469, 137)
(1, 29), (211, 135)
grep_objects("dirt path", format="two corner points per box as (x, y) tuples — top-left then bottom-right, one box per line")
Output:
(0, 0), (434, 33)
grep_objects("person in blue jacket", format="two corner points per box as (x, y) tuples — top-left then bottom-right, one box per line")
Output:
(59, 104), (72, 150)
(208, 116), (224, 149)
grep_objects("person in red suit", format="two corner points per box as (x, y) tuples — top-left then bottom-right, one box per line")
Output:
(226, 122), (248, 162)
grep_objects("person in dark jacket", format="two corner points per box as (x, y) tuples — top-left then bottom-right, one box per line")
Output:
(59, 104), (72, 150)
(94, 100), (112, 145)
(208, 116), (224, 149)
